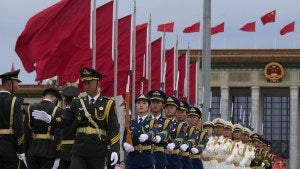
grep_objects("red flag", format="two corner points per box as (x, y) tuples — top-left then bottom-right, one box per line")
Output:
(15, 0), (90, 74)
(261, 10), (276, 25)
(183, 22), (200, 33)
(134, 23), (148, 96)
(150, 37), (162, 90)
(117, 15), (132, 95)
(240, 21), (256, 32)
(157, 22), (174, 32)
(95, 1), (114, 96)
(178, 53), (187, 99)
(211, 22), (224, 35)
(189, 62), (197, 105)
(280, 21), (295, 35)
(165, 48), (175, 96)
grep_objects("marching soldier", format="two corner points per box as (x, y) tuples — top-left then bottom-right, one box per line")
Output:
(58, 86), (80, 169)
(186, 106), (207, 169)
(158, 96), (188, 169)
(32, 68), (120, 169)
(0, 69), (25, 169)
(250, 133), (264, 169)
(201, 120), (214, 169)
(25, 88), (63, 169)
(147, 90), (169, 169)
(122, 94), (155, 169)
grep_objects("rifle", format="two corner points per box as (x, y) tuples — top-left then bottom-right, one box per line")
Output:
(124, 91), (133, 145)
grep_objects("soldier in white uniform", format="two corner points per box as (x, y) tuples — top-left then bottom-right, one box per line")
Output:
(212, 118), (227, 169)
(222, 121), (234, 169)
(226, 124), (253, 169)
(201, 121), (214, 169)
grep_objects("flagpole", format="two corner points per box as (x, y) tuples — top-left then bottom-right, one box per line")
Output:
(92, 0), (96, 69)
(186, 43), (190, 103)
(147, 14), (152, 91)
(131, 1), (136, 118)
(174, 35), (179, 97)
(113, 0), (119, 98)
(161, 31), (166, 92)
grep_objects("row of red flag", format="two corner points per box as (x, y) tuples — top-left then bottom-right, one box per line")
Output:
(15, 0), (199, 103)
(158, 10), (295, 36)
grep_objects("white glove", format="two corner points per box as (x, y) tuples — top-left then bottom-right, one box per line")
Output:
(139, 134), (149, 142)
(166, 143), (175, 151)
(239, 160), (245, 167)
(206, 146), (214, 153)
(17, 153), (27, 167)
(180, 144), (189, 151)
(110, 152), (118, 166)
(191, 148), (199, 154)
(52, 158), (60, 169)
(226, 156), (233, 164)
(123, 142), (134, 153)
(261, 162), (265, 167)
(218, 145), (226, 152)
(155, 135), (162, 143)
(32, 110), (52, 123)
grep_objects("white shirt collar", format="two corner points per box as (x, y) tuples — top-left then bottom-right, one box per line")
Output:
(151, 114), (161, 120)
(88, 93), (100, 104)
(0, 90), (11, 94)
(137, 114), (148, 121)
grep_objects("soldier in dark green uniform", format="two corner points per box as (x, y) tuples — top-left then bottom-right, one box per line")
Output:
(32, 67), (120, 169)
(0, 69), (25, 169)
(57, 86), (80, 169)
(24, 88), (63, 169)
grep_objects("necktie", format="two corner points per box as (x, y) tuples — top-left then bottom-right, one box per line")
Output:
(90, 98), (95, 106)
(138, 118), (143, 124)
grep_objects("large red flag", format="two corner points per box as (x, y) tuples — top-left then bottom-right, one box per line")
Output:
(183, 22), (200, 33)
(261, 10), (276, 25)
(189, 62), (197, 105)
(165, 48), (175, 96)
(134, 23), (148, 96)
(150, 37), (162, 90)
(95, 1), (114, 96)
(178, 53), (187, 100)
(15, 0), (90, 74)
(211, 22), (224, 35)
(117, 15), (132, 95)
(157, 22), (174, 32)
(240, 21), (256, 32)
(280, 21), (295, 36)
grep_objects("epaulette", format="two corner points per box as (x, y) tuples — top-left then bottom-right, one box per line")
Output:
(103, 96), (114, 101)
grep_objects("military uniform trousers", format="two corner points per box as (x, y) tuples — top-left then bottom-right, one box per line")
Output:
(166, 154), (182, 169)
(58, 144), (73, 169)
(153, 151), (168, 169)
(125, 150), (155, 169)
(27, 155), (55, 169)
(181, 156), (193, 169)
(0, 136), (19, 169)
(191, 159), (204, 169)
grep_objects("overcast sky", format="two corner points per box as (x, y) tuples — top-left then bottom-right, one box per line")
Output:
(0, 0), (299, 84)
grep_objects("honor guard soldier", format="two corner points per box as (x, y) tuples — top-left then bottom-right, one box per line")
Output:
(25, 88), (63, 169)
(187, 106), (207, 169)
(147, 90), (169, 169)
(201, 120), (214, 169)
(159, 96), (188, 169)
(122, 94), (155, 169)
(0, 69), (25, 169)
(57, 86), (80, 169)
(32, 68), (120, 169)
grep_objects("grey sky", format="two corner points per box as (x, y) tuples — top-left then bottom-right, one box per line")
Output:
(0, 0), (299, 84)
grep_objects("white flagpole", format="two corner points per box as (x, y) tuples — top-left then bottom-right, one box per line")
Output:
(239, 104), (243, 122)
(174, 71), (179, 97)
(140, 54), (145, 94)
(147, 14), (152, 91)
(91, 0), (96, 69)
(161, 31), (166, 92)
(174, 36), (178, 97)
(113, 0), (119, 98)
(131, 1), (136, 118)
(186, 44), (190, 102)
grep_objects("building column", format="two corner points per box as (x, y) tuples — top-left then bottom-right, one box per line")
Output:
(251, 86), (260, 133)
(220, 86), (230, 120)
(289, 86), (298, 169)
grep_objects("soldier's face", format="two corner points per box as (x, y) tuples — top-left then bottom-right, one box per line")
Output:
(214, 126), (224, 136)
(223, 128), (232, 138)
(188, 115), (199, 126)
(136, 100), (149, 114)
(233, 131), (242, 140)
(176, 110), (187, 122)
(204, 126), (213, 136)
(164, 105), (177, 118)
(150, 100), (163, 113)
(83, 80), (99, 96)
(242, 134), (249, 142)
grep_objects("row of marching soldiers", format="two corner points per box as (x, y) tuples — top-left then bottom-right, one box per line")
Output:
(124, 89), (280, 169)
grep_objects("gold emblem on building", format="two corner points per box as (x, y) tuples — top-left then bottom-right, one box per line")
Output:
(264, 62), (284, 83)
